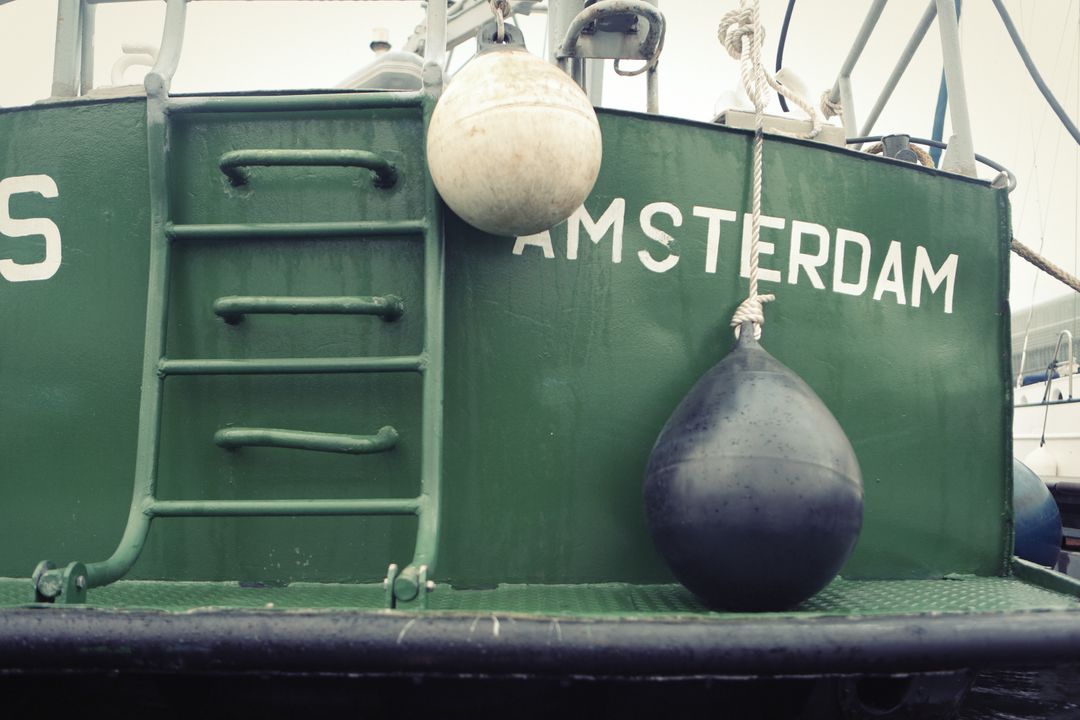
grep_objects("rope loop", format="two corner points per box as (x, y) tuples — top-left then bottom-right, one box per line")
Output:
(488, 0), (511, 42)
(730, 294), (776, 340)
(820, 89), (842, 120)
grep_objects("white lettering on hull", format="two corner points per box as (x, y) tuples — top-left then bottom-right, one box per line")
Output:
(0, 174), (62, 282)
(638, 202), (682, 273)
(567, 199), (624, 263)
(692, 206), (737, 275)
(512, 200), (960, 315)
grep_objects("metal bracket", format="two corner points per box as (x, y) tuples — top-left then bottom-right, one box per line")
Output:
(476, 19), (527, 52)
(385, 563), (436, 609)
(574, 6), (644, 58)
(555, 0), (665, 113)
(882, 134), (919, 164)
(556, 1), (664, 62)
(581, 0), (641, 36)
(32, 561), (89, 604)
(384, 563), (400, 608)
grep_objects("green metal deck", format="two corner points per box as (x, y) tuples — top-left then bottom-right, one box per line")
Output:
(0, 575), (1074, 616)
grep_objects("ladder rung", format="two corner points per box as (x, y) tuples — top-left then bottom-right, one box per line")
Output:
(214, 295), (404, 324)
(148, 498), (421, 518)
(166, 220), (426, 241)
(166, 91), (425, 115)
(159, 356), (424, 376)
(215, 425), (398, 455)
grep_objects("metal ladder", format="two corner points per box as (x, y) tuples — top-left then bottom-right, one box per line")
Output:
(33, 0), (446, 609)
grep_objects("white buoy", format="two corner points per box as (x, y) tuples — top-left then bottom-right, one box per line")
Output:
(1024, 445), (1059, 478)
(426, 44), (602, 237)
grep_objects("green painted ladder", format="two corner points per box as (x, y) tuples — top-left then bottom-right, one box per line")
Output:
(32, 1), (446, 609)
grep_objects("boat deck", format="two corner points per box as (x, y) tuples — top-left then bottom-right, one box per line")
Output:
(0, 574), (1075, 616)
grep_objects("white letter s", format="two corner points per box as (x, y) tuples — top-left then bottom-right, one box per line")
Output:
(0, 174), (62, 282)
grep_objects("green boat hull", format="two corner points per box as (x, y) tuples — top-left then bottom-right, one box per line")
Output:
(1, 88), (1078, 720)
(0, 95), (1012, 589)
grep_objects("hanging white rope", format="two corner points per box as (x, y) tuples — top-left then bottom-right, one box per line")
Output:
(488, 0), (511, 42)
(718, 0), (807, 339)
(718, 5), (823, 141)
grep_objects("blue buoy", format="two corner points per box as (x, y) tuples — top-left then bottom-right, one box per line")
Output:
(1013, 457), (1062, 567)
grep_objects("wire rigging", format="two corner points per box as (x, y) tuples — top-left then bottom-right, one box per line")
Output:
(992, 0), (1080, 147)
(1012, 0), (1078, 382)
(774, 0), (796, 113)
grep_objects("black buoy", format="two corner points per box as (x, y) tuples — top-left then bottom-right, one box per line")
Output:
(644, 321), (864, 611)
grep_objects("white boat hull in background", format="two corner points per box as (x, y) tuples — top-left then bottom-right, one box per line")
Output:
(1014, 374), (1080, 484)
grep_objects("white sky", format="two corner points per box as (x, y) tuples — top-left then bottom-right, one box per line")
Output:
(0, 0), (1077, 310)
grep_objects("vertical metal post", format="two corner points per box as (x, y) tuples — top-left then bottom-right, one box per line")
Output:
(85, 0), (189, 589)
(379, 0), (449, 604)
(78, 0), (95, 95)
(391, 0), (449, 605)
(391, 93), (446, 606)
(586, 58), (605, 107)
(930, 73), (950, 165)
(548, 0), (589, 93)
(547, 0), (586, 64)
(423, 0), (447, 68)
(646, 66), (658, 114)
(51, 0), (83, 97)
(934, 0), (976, 175)
(572, 58), (586, 89)
(417, 92), (446, 587)
(930, 0), (962, 165)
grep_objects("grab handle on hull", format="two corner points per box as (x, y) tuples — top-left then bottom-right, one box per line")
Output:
(214, 295), (404, 324)
(219, 149), (398, 188)
(215, 426), (400, 455)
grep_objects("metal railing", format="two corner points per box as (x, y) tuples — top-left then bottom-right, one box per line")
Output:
(29, 0), (447, 99)
(824, 0), (977, 177)
(1044, 330), (1076, 404)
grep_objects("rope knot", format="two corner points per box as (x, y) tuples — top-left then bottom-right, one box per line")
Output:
(730, 293), (775, 340)
(820, 89), (842, 120)
(717, 8), (758, 61)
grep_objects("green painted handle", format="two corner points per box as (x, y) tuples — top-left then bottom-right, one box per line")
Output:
(215, 425), (399, 455)
(147, 497), (419, 518)
(214, 295), (403, 324)
(219, 149), (398, 188)
(160, 356), (424, 376)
